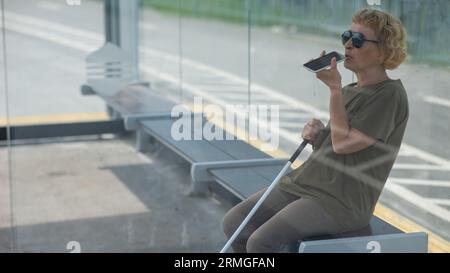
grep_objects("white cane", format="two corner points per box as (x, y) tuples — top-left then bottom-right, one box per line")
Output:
(220, 139), (310, 253)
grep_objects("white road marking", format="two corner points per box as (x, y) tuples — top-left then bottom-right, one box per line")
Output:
(38, 1), (62, 11)
(397, 146), (416, 157)
(142, 46), (450, 168)
(144, 47), (331, 119)
(4, 22), (98, 52)
(393, 164), (450, 171)
(140, 22), (156, 32)
(427, 198), (450, 206)
(390, 178), (450, 188)
(423, 95), (450, 108)
(141, 65), (314, 152)
(209, 91), (266, 97)
(279, 121), (305, 128)
(385, 182), (450, 222)
(213, 95), (280, 103)
(4, 11), (450, 221)
(400, 143), (450, 167)
(278, 112), (315, 119)
(187, 85), (247, 92)
(3, 11), (102, 43)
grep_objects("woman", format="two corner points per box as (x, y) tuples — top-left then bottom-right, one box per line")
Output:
(222, 8), (409, 253)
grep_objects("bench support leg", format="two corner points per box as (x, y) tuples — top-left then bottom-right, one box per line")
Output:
(136, 129), (150, 152)
(106, 105), (121, 120)
(189, 180), (210, 197)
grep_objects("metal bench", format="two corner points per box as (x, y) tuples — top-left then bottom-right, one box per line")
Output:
(139, 117), (288, 195)
(80, 44), (285, 189)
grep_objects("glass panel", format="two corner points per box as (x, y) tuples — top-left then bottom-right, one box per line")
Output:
(248, 0), (450, 247)
(139, 0), (245, 251)
(177, 0), (251, 141)
(4, 0), (106, 120)
(0, 0), (13, 253)
(383, 0), (450, 243)
(3, 0), (108, 253)
(140, 0), (184, 104)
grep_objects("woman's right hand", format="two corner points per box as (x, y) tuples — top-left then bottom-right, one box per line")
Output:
(302, 118), (325, 144)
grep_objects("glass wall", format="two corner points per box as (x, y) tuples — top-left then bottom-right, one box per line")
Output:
(0, 0), (11, 252)
(140, 0), (450, 250)
(1, 0), (449, 252)
(1, 0), (109, 252)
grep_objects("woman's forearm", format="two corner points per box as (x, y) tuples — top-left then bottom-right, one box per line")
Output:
(329, 88), (350, 152)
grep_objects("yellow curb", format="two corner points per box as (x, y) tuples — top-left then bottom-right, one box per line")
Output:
(374, 203), (450, 253)
(0, 112), (109, 126)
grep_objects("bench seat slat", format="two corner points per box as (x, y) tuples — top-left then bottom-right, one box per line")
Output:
(207, 139), (273, 160)
(209, 165), (289, 197)
(210, 168), (273, 200)
(90, 81), (176, 116)
(141, 119), (234, 163)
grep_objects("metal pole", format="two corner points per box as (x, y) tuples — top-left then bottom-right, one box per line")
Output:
(104, 0), (139, 81)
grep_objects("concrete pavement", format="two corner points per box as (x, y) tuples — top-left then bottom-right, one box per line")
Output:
(0, 135), (230, 252)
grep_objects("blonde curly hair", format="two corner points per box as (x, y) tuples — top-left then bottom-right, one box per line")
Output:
(352, 8), (407, 70)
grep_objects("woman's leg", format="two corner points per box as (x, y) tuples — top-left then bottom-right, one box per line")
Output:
(222, 186), (299, 253)
(246, 198), (348, 253)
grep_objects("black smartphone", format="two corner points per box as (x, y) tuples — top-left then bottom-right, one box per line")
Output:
(303, 51), (345, 73)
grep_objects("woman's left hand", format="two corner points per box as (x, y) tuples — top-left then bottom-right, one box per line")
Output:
(316, 50), (342, 91)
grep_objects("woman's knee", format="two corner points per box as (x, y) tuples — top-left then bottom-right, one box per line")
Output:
(246, 231), (276, 253)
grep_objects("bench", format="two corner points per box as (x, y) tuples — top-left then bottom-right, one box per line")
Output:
(80, 42), (179, 151)
(139, 117), (289, 195)
(82, 43), (428, 253)
(81, 43), (288, 197)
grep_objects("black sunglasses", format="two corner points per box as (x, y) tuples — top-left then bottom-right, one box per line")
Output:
(341, 30), (379, 48)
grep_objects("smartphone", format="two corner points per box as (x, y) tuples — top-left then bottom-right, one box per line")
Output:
(303, 51), (345, 73)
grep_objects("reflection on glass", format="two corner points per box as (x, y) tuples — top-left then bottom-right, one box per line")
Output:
(144, 0), (450, 249)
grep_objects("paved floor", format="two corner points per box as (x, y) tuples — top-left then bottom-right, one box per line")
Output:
(0, 134), (231, 253)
